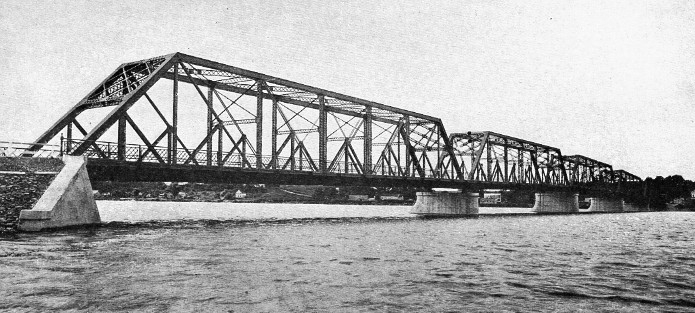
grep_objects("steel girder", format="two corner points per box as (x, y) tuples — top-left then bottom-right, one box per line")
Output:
(26, 52), (461, 180)
(449, 131), (568, 185)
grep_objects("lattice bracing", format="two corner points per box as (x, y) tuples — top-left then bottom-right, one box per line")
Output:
(612, 169), (642, 183)
(450, 131), (568, 185)
(25, 52), (460, 181)
(564, 155), (614, 184)
(83, 56), (168, 109)
(22, 52), (639, 190)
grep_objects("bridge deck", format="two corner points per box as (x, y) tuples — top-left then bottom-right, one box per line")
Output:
(86, 158), (607, 193)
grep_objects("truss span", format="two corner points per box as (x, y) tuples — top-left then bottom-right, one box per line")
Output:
(23, 53), (639, 190)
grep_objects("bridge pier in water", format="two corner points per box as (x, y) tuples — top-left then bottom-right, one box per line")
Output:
(532, 192), (579, 213)
(410, 191), (479, 216)
(586, 197), (624, 212)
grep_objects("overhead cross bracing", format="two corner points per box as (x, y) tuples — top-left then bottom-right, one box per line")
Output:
(23, 52), (639, 190)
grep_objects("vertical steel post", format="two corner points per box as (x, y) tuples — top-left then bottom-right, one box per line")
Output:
(364, 106), (372, 175)
(503, 140), (508, 183)
(217, 125), (223, 166)
(486, 141), (492, 181)
(290, 136), (296, 170)
(299, 142), (304, 171)
(207, 86), (214, 166)
(66, 122), (72, 142)
(318, 95), (327, 173)
(117, 116), (126, 161)
(256, 80), (264, 169)
(397, 129), (401, 172)
(66, 122), (73, 153)
(544, 150), (551, 183)
(518, 150), (523, 183)
(344, 140), (349, 173)
(404, 116), (410, 176)
(436, 125), (440, 177)
(470, 142), (476, 175)
(241, 135), (247, 166)
(271, 98), (278, 169)
(171, 63), (179, 164)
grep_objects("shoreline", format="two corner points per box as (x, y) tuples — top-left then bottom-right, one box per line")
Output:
(95, 197), (416, 206)
(94, 197), (540, 208)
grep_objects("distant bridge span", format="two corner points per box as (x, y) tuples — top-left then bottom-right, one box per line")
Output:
(22, 53), (640, 192)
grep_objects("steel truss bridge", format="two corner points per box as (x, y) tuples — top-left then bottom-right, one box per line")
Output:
(21, 53), (640, 192)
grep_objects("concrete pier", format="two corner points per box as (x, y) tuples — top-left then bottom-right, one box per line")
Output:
(18, 156), (100, 231)
(623, 203), (649, 212)
(587, 198), (624, 212)
(532, 192), (579, 213)
(410, 191), (479, 216)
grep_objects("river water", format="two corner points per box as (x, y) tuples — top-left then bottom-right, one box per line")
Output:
(1, 202), (694, 312)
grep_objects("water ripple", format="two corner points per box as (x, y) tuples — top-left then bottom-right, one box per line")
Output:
(1, 207), (693, 312)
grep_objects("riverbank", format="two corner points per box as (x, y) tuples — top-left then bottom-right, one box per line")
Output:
(0, 157), (64, 233)
(0, 173), (55, 233)
(0, 157), (63, 172)
(96, 197), (416, 206)
(92, 182), (421, 205)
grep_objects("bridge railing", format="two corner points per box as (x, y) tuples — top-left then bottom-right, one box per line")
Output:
(62, 139), (438, 177)
(15, 138), (618, 185)
(0, 141), (62, 158)
(63, 139), (373, 174)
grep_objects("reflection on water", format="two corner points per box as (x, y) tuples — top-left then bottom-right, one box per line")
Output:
(1, 202), (694, 312)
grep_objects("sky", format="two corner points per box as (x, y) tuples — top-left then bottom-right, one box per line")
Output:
(0, 0), (694, 180)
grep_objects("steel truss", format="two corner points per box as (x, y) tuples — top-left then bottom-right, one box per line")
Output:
(450, 131), (568, 185)
(612, 169), (642, 183)
(563, 155), (613, 184)
(23, 52), (640, 188)
(26, 53), (460, 180)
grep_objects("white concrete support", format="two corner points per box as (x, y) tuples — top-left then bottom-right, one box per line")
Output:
(532, 192), (579, 213)
(410, 191), (479, 216)
(18, 155), (100, 231)
(587, 198), (624, 212)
